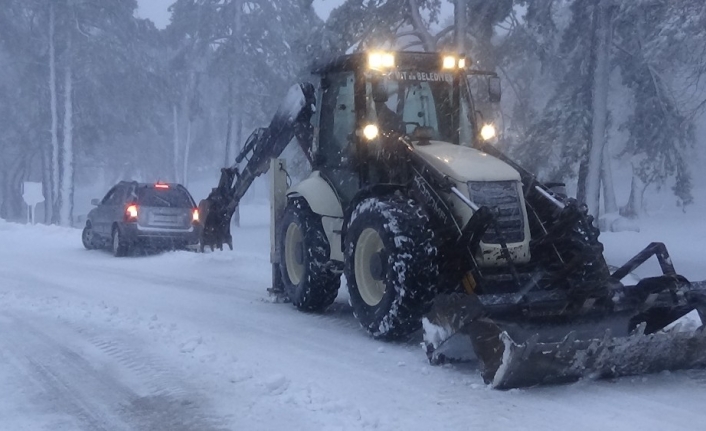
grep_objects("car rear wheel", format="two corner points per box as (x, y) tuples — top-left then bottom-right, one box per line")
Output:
(112, 226), (130, 257)
(82, 223), (96, 250)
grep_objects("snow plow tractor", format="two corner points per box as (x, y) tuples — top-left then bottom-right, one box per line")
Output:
(202, 51), (706, 389)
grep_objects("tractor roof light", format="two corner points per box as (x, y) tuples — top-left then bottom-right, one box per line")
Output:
(442, 55), (467, 70)
(368, 52), (395, 70)
(442, 56), (457, 70)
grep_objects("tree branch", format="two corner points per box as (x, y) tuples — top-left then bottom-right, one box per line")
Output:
(405, 0), (435, 51)
(432, 25), (455, 44)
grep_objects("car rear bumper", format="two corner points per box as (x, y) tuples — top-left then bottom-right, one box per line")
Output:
(121, 223), (200, 248)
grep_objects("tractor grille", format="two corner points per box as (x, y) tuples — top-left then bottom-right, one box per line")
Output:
(468, 181), (525, 244)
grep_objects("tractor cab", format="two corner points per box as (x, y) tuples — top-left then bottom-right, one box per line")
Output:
(309, 51), (501, 203)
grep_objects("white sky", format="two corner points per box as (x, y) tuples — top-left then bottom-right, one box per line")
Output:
(135, 0), (343, 29)
(311, 0), (342, 21)
(135, 0), (175, 29)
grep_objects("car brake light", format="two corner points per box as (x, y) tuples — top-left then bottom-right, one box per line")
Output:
(155, 183), (169, 189)
(192, 208), (199, 223)
(126, 204), (138, 220)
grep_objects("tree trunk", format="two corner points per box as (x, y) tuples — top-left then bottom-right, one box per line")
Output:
(577, 157), (588, 203)
(231, 0), (243, 228)
(224, 78), (234, 167)
(0, 163), (6, 220)
(454, 0), (466, 53)
(232, 111), (242, 228)
(41, 135), (52, 224)
(179, 69), (197, 185)
(173, 104), (180, 183)
(584, 1), (613, 217)
(49, 2), (59, 224)
(621, 164), (645, 219)
(600, 142), (618, 213)
(183, 119), (192, 187)
(59, 46), (74, 227)
(407, 0), (437, 51)
(1, 157), (27, 222)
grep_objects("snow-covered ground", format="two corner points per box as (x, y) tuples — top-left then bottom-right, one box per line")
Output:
(1, 203), (705, 431)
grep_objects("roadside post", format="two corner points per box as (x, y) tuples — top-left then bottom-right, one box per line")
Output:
(22, 182), (44, 225)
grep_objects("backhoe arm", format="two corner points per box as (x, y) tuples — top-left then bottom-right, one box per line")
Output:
(198, 83), (316, 251)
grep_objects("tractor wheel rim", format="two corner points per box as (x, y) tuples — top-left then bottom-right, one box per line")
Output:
(284, 222), (305, 285)
(355, 228), (386, 306)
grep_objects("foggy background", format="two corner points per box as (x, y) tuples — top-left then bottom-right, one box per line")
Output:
(1, 0), (704, 229)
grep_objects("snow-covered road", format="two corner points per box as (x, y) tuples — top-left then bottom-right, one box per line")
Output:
(1, 204), (705, 431)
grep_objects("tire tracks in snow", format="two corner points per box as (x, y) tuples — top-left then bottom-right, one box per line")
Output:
(0, 282), (388, 430)
(0, 309), (229, 431)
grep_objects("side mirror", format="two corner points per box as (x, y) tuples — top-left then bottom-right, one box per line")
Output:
(91, 198), (100, 206)
(488, 76), (501, 103)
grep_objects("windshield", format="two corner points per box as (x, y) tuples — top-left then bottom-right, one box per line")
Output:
(366, 71), (463, 142)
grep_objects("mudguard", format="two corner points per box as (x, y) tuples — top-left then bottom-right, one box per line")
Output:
(287, 172), (343, 218)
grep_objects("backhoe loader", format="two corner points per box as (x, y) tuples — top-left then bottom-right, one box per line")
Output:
(201, 51), (706, 388)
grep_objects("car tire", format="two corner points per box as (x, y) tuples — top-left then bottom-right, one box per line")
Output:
(82, 223), (97, 250)
(344, 196), (438, 340)
(112, 226), (130, 257)
(278, 197), (341, 311)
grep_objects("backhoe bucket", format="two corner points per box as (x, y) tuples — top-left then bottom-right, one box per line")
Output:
(423, 286), (706, 389)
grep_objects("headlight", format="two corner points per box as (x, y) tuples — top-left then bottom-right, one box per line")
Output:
(362, 124), (379, 140)
(368, 52), (395, 70)
(480, 124), (497, 141)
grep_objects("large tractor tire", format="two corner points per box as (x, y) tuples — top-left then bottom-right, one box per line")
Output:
(278, 198), (341, 311)
(344, 196), (438, 340)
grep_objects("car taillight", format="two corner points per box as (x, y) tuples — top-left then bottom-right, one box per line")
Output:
(155, 183), (169, 189)
(125, 204), (138, 221)
(192, 208), (199, 223)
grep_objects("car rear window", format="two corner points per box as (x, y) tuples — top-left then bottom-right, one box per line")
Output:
(136, 187), (193, 208)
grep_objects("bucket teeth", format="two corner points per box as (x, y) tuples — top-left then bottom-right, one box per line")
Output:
(631, 322), (647, 336)
(556, 331), (577, 358)
(522, 333), (540, 361)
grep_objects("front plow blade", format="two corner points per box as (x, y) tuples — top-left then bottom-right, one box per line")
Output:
(490, 325), (706, 389)
(423, 292), (706, 389)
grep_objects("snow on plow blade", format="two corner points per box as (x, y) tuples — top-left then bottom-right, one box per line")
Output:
(490, 323), (706, 389)
(423, 287), (706, 389)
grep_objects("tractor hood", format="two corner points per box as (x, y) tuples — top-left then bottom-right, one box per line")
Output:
(413, 141), (521, 183)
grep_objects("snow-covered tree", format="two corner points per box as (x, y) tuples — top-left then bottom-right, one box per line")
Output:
(613, 1), (705, 216)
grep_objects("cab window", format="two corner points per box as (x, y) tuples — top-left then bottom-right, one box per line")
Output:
(367, 74), (456, 142)
(318, 72), (356, 166)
